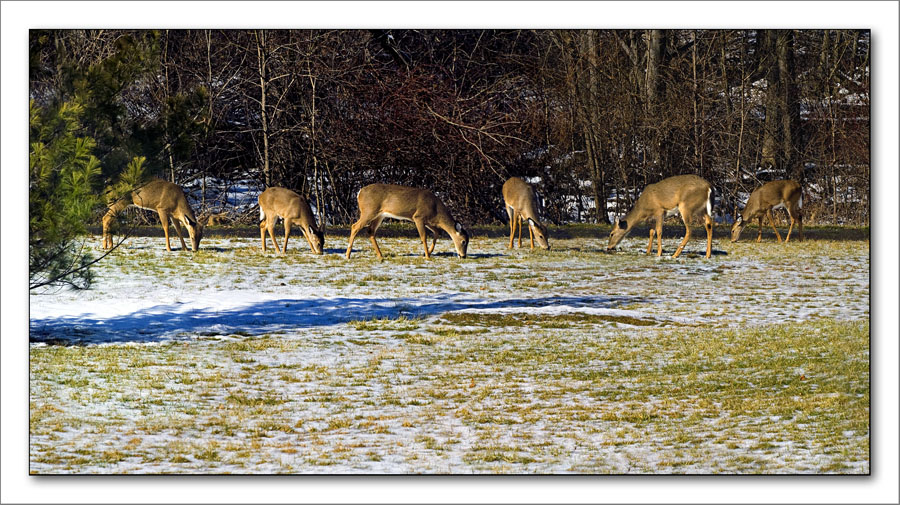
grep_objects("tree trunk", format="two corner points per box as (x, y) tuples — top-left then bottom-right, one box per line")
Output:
(646, 30), (665, 111)
(255, 30), (271, 187)
(583, 30), (609, 224)
(760, 30), (780, 171)
(777, 30), (800, 182)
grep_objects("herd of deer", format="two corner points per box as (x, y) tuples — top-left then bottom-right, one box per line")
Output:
(100, 175), (803, 260)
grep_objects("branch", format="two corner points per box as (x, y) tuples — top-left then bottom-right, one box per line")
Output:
(369, 30), (409, 70)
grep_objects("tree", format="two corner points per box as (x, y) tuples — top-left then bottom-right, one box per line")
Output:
(29, 29), (871, 230)
(29, 99), (103, 290)
(29, 30), (168, 289)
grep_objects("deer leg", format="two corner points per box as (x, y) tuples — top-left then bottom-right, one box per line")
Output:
(301, 225), (316, 253)
(368, 217), (385, 260)
(756, 216), (764, 243)
(766, 210), (783, 243)
(156, 210), (173, 251)
(797, 208), (804, 242)
(656, 218), (664, 257)
(414, 218), (431, 259)
(101, 200), (130, 250)
(346, 213), (373, 259)
(646, 227), (655, 255)
(426, 225), (438, 255)
(704, 213), (713, 259)
(266, 217), (281, 254)
(506, 206), (516, 249)
(785, 205), (802, 243)
(785, 212), (795, 243)
(345, 219), (363, 258)
(260, 220), (267, 251)
(673, 208), (692, 258)
(171, 218), (188, 251)
(282, 219), (291, 254)
(529, 220), (535, 249)
(517, 213), (524, 248)
(101, 210), (115, 249)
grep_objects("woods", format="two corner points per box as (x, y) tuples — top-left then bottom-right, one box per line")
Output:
(29, 29), (870, 230)
(23, 25), (876, 478)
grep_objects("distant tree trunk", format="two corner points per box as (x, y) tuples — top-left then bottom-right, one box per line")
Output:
(162, 30), (176, 183)
(255, 30), (272, 187)
(583, 30), (609, 224)
(760, 30), (780, 172)
(777, 30), (801, 182)
(308, 71), (324, 229)
(691, 30), (701, 173)
(202, 29), (214, 209)
(646, 30), (665, 111)
(645, 29), (666, 170)
(733, 31), (749, 218)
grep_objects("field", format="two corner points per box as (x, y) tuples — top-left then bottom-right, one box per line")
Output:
(29, 225), (870, 474)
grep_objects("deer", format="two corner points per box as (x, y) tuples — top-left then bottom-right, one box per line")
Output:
(606, 174), (713, 259)
(731, 179), (803, 243)
(259, 187), (324, 255)
(502, 177), (550, 250)
(345, 183), (469, 260)
(101, 178), (203, 252)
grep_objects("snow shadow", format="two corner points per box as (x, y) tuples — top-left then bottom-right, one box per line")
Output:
(29, 293), (643, 345)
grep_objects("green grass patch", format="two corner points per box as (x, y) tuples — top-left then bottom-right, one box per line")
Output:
(439, 311), (657, 327)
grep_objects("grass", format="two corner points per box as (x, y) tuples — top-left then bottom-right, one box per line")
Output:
(29, 233), (869, 474)
(348, 316), (421, 332)
(438, 312), (659, 328)
(30, 318), (868, 474)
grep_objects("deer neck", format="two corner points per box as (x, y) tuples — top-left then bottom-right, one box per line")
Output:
(740, 202), (761, 221)
(516, 197), (538, 221)
(623, 204), (652, 232)
(433, 217), (459, 239)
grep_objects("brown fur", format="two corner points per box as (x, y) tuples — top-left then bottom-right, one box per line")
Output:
(607, 174), (713, 258)
(345, 184), (468, 259)
(101, 179), (203, 252)
(502, 177), (550, 250)
(731, 180), (803, 243)
(259, 187), (324, 255)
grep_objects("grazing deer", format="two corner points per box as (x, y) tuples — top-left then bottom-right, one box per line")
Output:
(102, 179), (203, 252)
(731, 179), (803, 243)
(502, 177), (550, 250)
(606, 174), (713, 259)
(345, 183), (469, 260)
(259, 187), (324, 255)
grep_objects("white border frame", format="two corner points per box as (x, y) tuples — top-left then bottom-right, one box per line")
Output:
(3, 2), (897, 503)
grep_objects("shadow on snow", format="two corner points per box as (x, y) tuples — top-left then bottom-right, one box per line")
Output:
(30, 293), (642, 345)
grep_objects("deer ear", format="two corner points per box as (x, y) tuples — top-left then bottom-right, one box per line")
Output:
(527, 218), (535, 227)
(618, 220), (627, 230)
(455, 222), (462, 232)
(736, 215), (743, 224)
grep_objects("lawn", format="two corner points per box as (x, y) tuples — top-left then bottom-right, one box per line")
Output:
(29, 225), (869, 473)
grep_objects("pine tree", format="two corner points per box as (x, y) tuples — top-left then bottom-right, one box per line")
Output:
(29, 99), (103, 290)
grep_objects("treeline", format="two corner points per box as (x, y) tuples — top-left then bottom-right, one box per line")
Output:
(30, 29), (870, 228)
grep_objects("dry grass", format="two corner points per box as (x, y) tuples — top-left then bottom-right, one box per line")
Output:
(29, 233), (869, 474)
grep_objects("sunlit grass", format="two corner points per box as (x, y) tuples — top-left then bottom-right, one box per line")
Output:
(30, 232), (868, 474)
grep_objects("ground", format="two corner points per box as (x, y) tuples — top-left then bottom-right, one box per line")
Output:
(29, 225), (869, 474)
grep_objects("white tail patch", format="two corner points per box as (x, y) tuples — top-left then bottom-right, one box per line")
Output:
(259, 207), (265, 221)
(797, 194), (803, 208)
(705, 188), (712, 216)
